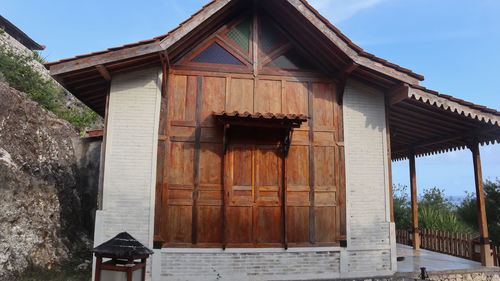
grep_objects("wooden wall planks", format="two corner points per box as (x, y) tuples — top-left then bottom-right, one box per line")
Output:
(155, 70), (345, 248)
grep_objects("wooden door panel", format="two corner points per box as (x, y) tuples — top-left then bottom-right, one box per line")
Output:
(314, 207), (336, 243)
(286, 146), (309, 187)
(255, 207), (282, 243)
(228, 147), (253, 205)
(314, 146), (336, 191)
(255, 146), (281, 206)
(226, 206), (253, 243)
(197, 206), (223, 243)
(286, 206), (309, 243)
(168, 142), (194, 186)
(199, 143), (223, 186)
(167, 205), (192, 243)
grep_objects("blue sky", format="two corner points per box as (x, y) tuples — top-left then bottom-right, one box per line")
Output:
(2, 0), (499, 197)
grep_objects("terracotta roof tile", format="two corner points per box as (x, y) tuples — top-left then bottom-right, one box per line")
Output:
(410, 84), (500, 117)
(213, 111), (309, 121)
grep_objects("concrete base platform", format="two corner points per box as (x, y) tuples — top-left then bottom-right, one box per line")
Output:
(396, 243), (481, 272)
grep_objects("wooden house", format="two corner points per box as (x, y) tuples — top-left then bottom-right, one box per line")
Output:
(45, 0), (500, 280)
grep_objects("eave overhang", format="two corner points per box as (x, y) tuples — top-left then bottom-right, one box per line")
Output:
(389, 85), (500, 161)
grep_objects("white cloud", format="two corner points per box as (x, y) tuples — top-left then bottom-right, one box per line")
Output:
(307, 0), (389, 23)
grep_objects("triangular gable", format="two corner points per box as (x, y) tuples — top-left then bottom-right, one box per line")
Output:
(176, 11), (322, 73)
(157, 0), (423, 83)
(46, 0), (423, 84)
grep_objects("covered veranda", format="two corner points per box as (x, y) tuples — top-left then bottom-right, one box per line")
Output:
(387, 83), (500, 267)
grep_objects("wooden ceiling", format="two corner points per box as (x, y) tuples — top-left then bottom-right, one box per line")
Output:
(389, 87), (500, 161)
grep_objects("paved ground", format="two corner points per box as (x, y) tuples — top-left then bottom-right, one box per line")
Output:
(397, 243), (482, 272)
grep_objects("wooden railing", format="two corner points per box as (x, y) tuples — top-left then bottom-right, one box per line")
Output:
(396, 229), (499, 265)
(493, 245), (500, 267)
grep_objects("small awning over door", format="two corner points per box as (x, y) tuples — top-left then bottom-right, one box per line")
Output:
(213, 111), (308, 128)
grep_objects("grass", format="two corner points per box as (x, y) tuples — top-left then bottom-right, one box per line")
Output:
(21, 246), (92, 281)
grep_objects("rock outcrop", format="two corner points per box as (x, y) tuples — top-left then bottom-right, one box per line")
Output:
(0, 82), (98, 280)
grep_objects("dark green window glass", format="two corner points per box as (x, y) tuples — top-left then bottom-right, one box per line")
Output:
(226, 20), (250, 52)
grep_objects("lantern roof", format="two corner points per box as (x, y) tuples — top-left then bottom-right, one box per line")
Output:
(93, 232), (153, 259)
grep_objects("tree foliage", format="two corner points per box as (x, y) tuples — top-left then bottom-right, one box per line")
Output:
(394, 186), (476, 235)
(457, 179), (500, 245)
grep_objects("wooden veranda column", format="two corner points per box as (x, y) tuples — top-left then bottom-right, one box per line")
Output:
(469, 142), (494, 266)
(409, 152), (420, 250)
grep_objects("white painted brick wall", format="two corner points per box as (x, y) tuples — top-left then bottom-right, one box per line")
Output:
(93, 67), (161, 281)
(343, 79), (395, 277)
(159, 249), (341, 281)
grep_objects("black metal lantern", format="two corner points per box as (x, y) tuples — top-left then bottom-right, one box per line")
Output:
(93, 232), (153, 281)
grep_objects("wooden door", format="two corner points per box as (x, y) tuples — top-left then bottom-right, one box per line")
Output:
(225, 144), (283, 247)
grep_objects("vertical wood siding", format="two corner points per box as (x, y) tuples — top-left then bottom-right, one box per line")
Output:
(155, 71), (345, 247)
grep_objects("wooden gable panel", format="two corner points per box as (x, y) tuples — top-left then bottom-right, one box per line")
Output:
(283, 81), (308, 115)
(227, 78), (253, 112)
(255, 79), (281, 113)
(202, 76), (226, 125)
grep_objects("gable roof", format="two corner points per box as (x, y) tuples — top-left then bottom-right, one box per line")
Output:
(44, 0), (422, 83)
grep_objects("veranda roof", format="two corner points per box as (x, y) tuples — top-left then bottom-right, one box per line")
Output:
(389, 85), (500, 160)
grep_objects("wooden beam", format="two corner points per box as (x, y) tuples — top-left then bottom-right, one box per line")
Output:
(397, 101), (477, 130)
(333, 62), (358, 82)
(97, 89), (110, 210)
(393, 127), (500, 154)
(96, 65), (111, 81)
(469, 142), (494, 267)
(49, 42), (162, 76)
(409, 152), (420, 250)
(388, 83), (409, 105)
(252, 1), (259, 76)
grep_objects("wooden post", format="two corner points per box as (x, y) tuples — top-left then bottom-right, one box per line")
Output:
(469, 142), (494, 266)
(409, 152), (420, 250)
(94, 257), (102, 281)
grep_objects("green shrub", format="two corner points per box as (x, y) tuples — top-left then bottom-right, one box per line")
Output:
(0, 43), (98, 132)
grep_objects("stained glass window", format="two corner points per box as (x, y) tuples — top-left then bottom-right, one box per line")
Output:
(226, 20), (250, 52)
(191, 42), (245, 65)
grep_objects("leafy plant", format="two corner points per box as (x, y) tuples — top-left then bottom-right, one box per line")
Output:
(0, 43), (99, 132)
(393, 184), (412, 230)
